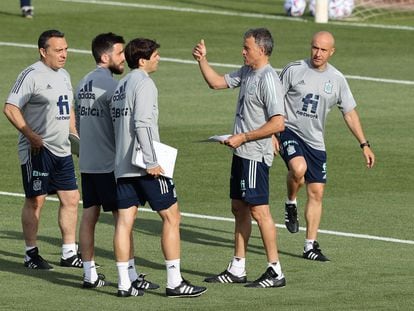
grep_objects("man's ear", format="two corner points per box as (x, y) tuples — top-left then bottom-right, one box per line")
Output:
(39, 48), (47, 58)
(101, 53), (110, 65)
(138, 58), (146, 68)
(330, 47), (336, 57)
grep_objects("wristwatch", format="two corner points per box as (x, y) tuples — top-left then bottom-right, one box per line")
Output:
(360, 141), (370, 148)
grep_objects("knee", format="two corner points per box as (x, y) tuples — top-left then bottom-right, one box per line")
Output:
(25, 197), (44, 211)
(161, 204), (181, 227)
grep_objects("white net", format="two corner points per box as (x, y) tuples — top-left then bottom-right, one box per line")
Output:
(351, 0), (414, 21)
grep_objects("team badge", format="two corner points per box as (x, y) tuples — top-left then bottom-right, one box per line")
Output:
(247, 83), (257, 95)
(324, 82), (333, 94)
(33, 179), (42, 191)
(287, 145), (296, 156)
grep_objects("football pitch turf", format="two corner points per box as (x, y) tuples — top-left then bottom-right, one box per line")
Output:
(0, 0), (413, 310)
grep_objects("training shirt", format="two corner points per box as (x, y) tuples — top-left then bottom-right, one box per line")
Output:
(75, 66), (117, 173)
(6, 61), (73, 164)
(225, 64), (285, 166)
(280, 59), (356, 151)
(111, 69), (160, 179)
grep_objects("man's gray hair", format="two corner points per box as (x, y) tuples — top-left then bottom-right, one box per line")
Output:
(244, 28), (274, 56)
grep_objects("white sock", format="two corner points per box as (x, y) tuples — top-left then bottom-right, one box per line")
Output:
(25, 246), (37, 261)
(83, 260), (98, 283)
(128, 258), (139, 281)
(165, 259), (183, 289)
(227, 256), (246, 277)
(305, 239), (315, 252)
(117, 262), (131, 291)
(268, 261), (284, 279)
(62, 243), (77, 259)
(286, 198), (297, 205)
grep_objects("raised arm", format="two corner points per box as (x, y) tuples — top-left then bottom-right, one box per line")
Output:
(192, 39), (228, 90)
(343, 109), (375, 168)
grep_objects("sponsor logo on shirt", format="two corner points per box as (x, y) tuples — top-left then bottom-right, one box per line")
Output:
(297, 93), (319, 120)
(77, 80), (95, 100)
(112, 81), (127, 102)
(56, 95), (70, 120)
(111, 81), (130, 121)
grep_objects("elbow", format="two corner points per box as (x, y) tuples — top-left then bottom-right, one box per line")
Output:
(208, 83), (222, 90)
(3, 104), (11, 118)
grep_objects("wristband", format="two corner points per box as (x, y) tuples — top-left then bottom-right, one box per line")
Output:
(360, 141), (370, 149)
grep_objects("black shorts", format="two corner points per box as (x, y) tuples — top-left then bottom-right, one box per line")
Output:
(230, 154), (269, 205)
(81, 172), (117, 212)
(116, 175), (177, 211)
(21, 148), (78, 198)
(279, 128), (327, 183)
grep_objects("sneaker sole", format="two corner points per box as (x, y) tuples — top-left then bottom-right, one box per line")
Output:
(166, 288), (207, 298)
(245, 278), (286, 288)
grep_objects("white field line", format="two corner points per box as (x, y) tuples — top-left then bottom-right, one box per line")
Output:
(1, 191), (414, 245)
(1, 42), (413, 86)
(59, 0), (414, 32)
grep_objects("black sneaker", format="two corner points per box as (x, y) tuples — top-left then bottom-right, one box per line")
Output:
(166, 279), (207, 298)
(83, 273), (106, 288)
(24, 247), (53, 270)
(60, 254), (83, 268)
(21, 7), (33, 18)
(132, 273), (160, 290)
(117, 285), (144, 297)
(303, 241), (330, 262)
(204, 270), (247, 283)
(285, 203), (299, 233)
(245, 267), (286, 288)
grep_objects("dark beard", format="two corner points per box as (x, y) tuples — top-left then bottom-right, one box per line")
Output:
(108, 64), (123, 75)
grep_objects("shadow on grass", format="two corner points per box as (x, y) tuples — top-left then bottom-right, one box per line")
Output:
(1, 211), (301, 282)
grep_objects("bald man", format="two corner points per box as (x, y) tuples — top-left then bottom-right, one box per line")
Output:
(277, 31), (375, 261)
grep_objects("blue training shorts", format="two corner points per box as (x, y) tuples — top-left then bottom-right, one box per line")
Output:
(279, 128), (327, 183)
(116, 175), (177, 211)
(21, 147), (78, 198)
(230, 154), (270, 205)
(81, 172), (117, 212)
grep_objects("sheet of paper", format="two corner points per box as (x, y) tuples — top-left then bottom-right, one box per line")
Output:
(208, 134), (232, 142)
(132, 141), (177, 179)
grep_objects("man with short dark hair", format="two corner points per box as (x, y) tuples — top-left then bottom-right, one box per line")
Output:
(111, 37), (207, 298)
(75, 32), (159, 291)
(4, 29), (82, 270)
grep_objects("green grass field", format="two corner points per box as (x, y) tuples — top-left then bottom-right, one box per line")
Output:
(0, 0), (413, 310)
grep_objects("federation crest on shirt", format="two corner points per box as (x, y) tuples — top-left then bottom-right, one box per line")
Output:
(324, 82), (333, 94)
(247, 83), (257, 95)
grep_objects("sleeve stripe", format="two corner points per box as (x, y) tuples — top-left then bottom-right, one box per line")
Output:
(279, 61), (301, 80)
(265, 72), (277, 100)
(12, 67), (35, 94)
(146, 127), (157, 163)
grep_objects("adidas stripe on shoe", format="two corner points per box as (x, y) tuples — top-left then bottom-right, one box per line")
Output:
(166, 279), (207, 298)
(24, 247), (53, 270)
(117, 286), (144, 297)
(204, 270), (247, 283)
(60, 254), (83, 268)
(244, 267), (286, 288)
(132, 273), (160, 290)
(303, 241), (330, 262)
(83, 273), (106, 289)
(285, 202), (299, 233)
